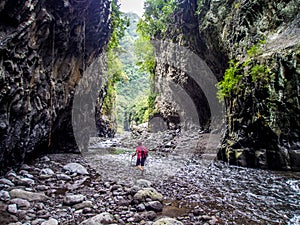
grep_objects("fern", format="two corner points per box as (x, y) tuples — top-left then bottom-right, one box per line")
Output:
(217, 60), (243, 100)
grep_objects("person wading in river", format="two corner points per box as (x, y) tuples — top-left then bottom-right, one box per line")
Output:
(132, 141), (148, 172)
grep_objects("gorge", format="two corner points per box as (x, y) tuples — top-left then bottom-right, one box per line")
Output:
(0, 0), (299, 174)
(0, 0), (300, 224)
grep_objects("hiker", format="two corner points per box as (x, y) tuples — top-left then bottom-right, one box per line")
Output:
(132, 141), (148, 171)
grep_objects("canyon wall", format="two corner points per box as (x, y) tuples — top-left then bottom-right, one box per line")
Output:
(0, 0), (111, 174)
(155, 0), (300, 170)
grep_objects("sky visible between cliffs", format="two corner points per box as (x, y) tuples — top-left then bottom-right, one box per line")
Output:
(119, 0), (145, 17)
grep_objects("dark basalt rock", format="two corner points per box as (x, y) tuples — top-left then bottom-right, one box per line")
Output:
(155, 0), (300, 170)
(0, 0), (111, 175)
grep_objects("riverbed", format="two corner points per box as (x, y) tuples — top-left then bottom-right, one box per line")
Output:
(84, 132), (300, 225)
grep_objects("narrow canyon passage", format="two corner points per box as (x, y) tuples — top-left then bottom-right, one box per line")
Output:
(0, 0), (299, 224)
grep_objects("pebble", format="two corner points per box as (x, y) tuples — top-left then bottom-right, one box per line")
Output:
(137, 203), (146, 212)
(56, 173), (72, 181)
(40, 156), (51, 162)
(0, 145), (219, 225)
(135, 179), (152, 188)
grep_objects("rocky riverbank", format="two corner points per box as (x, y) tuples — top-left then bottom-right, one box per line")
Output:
(0, 153), (217, 225)
(1, 131), (299, 224)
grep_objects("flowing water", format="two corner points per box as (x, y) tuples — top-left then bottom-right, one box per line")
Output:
(84, 141), (300, 225)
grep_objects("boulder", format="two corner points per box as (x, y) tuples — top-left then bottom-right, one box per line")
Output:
(0, 190), (10, 201)
(41, 218), (59, 225)
(7, 204), (18, 214)
(9, 189), (49, 202)
(63, 194), (86, 206)
(10, 198), (31, 209)
(73, 201), (93, 210)
(79, 212), (114, 225)
(63, 163), (89, 175)
(145, 201), (163, 212)
(133, 188), (163, 202)
(153, 217), (183, 225)
(0, 178), (14, 187)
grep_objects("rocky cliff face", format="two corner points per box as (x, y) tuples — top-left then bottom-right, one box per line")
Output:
(0, 0), (111, 174)
(155, 0), (300, 170)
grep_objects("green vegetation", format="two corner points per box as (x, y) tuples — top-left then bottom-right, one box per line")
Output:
(216, 60), (243, 100)
(108, 0), (130, 50)
(250, 64), (271, 81)
(115, 13), (151, 131)
(109, 148), (131, 155)
(134, 35), (155, 75)
(247, 45), (263, 58)
(137, 0), (177, 38)
(122, 0), (178, 127)
(246, 39), (266, 58)
(102, 51), (128, 116)
(101, 0), (129, 117)
(217, 39), (270, 101)
(103, 0), (178, 131)
(127, 96), (150, 124)
(234, 3), (241, 9)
